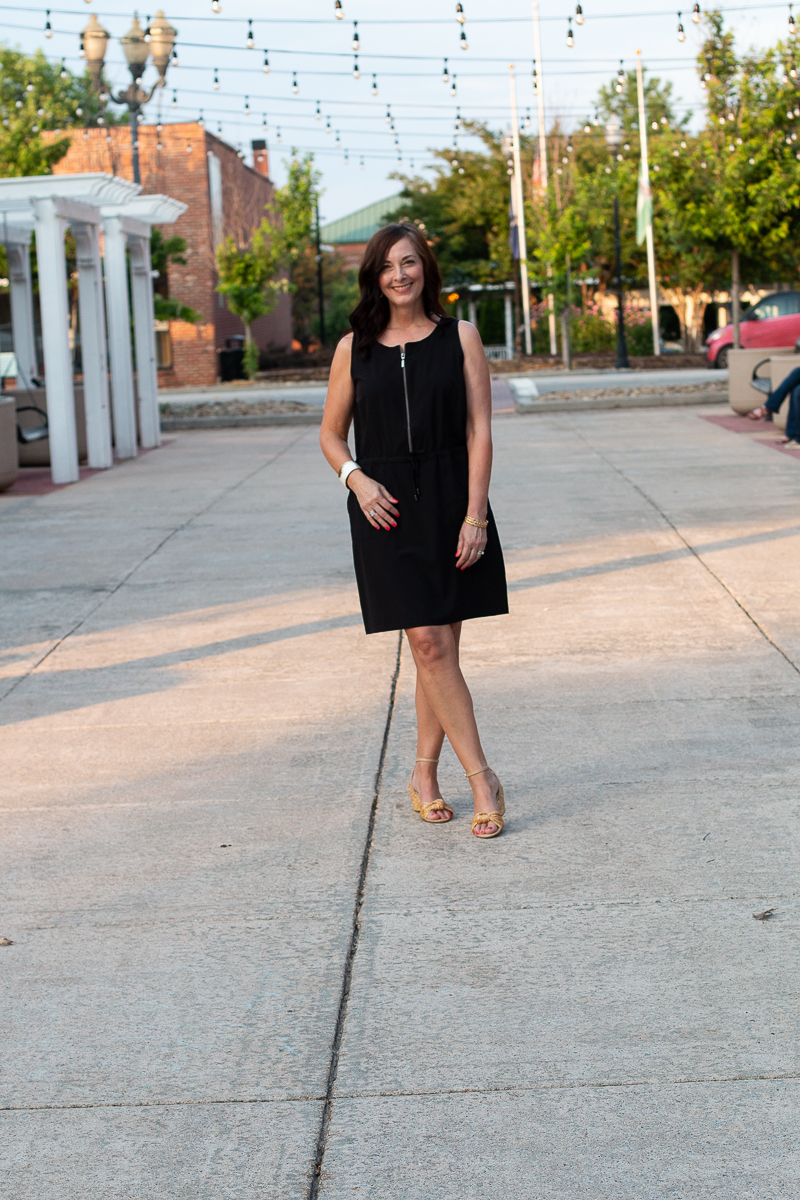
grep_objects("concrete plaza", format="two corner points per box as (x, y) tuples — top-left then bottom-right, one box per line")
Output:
(2, 407), (799, 1198)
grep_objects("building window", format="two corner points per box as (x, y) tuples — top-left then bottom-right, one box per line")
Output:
(155, 322), (173, 369)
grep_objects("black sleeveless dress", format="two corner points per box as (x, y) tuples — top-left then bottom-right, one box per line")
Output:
(348, 317), (508, 634)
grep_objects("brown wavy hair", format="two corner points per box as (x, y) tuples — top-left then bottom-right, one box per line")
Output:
(349, 223), (445, 359)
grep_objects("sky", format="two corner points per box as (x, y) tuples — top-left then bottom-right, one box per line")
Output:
(0, 0), (792, 222)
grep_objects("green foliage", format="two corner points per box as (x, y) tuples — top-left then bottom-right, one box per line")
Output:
(0, 46), (118, 177)
(153, 295), (201, 324)
(273, 154), (320, 267)
(216, 218), (288, 330)
(243, 339), (259, 379)
(150, 230), (187, 276)
(289, 242), (359, 349)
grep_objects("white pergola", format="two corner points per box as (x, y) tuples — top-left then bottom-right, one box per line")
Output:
(0, 175), (186, 483)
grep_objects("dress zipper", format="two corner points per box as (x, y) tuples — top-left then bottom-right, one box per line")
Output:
(400, 347), (420, 500)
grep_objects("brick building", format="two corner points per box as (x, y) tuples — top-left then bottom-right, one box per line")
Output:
(48, 122), (291, 388)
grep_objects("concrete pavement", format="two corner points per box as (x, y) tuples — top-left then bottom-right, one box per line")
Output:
(2, 407), (799, 1198)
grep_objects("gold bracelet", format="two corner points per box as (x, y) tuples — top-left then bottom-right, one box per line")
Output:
(464, 515), (489, 529)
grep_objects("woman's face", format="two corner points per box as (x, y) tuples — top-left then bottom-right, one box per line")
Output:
(378, 237), (426, 311)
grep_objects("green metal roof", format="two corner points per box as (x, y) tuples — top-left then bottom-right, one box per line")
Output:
(321, 194), (403, 244)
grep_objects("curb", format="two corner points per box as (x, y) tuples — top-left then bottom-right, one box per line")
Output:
(160, 411), (324, 430)
(514, 391), (728, 416)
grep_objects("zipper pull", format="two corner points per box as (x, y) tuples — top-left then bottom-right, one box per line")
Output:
(400, 349), (405, 369)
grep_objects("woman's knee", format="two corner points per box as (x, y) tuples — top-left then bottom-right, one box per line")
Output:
(406, 626), (453, 667)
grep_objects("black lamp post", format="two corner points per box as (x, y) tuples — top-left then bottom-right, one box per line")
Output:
(81, 10), (176, 186)
(604, 120), (630, 369)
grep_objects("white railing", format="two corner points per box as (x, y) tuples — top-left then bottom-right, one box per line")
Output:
(484, 345), (514, 361)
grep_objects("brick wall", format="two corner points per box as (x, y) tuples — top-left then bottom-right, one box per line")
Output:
(48, 123), (292, 387)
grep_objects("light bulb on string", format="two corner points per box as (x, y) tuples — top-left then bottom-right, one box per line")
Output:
(326, 116), (332, 132)
(172, 46), (179, 66)
(335, 0), (344, 18)
(344, 149), (349, 163)
(576, 4), (584, 24)
(532, 62), (539, 94)
(456, 3), (465, 23)
(410, 158), (415, 168)
(692, 3), (701, 21)
(455, 106), (462, 130)
(524, 108), (531, 129)
(316, 100), (321, 119)
(263, 51), (270, 73)
(247, 19), (254, 49)
(244, 95), (250, 115)
(460, 30), (468, 49)
(386, 105), (392, 124)
(262, 113), (268, 130)
(677, 13), (685, 42)
(616, 61), (625, 93)
(791, 5), (797, 36)
(172, 90), (178, 109)
(276, 127), (282, 142)
(353, 56), (360, 78)
(198, 109), (204, 127)
(213, 69), (219, 90)
(212, 0), (220, 12)
(360, 156), (364, 168)
(292, 72), (299, 93)
(451, 75), (457, 97)
(442, 58), (450, 85)
(44, 10), (52, 37)
(566, 18), (574, 47)
(335, 130), (340, 145)
(352, 21), (360, 52)
(59, 58), (68, 79)
(372, 74), (378, 96)
(217, 121), (222, 133)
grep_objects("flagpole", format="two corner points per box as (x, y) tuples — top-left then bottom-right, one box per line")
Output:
(636, 51), (660, 357)
(533, 1), (557, 356)
(510, 64), (532, 356)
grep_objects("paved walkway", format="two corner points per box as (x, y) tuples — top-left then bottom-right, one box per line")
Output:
(2, 407), (799, 1198)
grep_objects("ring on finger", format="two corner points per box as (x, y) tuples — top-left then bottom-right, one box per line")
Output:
(369, 508), (378, 517)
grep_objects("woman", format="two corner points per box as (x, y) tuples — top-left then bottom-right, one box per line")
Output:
(320, 223), (509, 839)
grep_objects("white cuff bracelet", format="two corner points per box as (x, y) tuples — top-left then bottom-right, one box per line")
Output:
(339, 460), (360, 488)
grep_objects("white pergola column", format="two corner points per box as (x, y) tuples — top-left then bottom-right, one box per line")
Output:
(32, 197), (78, 484)
(127, 231), (160, 449)
(504, 292), (514, 358)
(102, 214), (137, 459)
(3, 228), (37, 388)
(72, 221), (113, 469)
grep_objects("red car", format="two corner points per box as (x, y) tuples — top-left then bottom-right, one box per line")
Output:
(706, 291), (800, 368)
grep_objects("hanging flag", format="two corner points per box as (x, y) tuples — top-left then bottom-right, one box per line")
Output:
(636, 156), (653, 246)
(508, 187), (519, 260)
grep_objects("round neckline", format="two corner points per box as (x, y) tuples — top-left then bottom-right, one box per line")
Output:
(376, 318), (445, 351)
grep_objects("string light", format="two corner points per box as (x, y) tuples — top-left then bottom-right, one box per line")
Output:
(315, 100), (321, 119)
(460, 29), (468, 49)
(451, 75), (457, 96)
(276, 127), (282, 141)
(344, 149), (349, 163)
(263, 50), (269, 73)
(456, 3), (465, 23)
(576, 3), (584, 24)
(532, 62), (539, 94)
(455, 106), (462, 129)
(524, 107), (531, 129)
(692, 3), (701, 21)
(566, 17), (574, 47)
(352, 21), (359, 52)
(213, 68), (219, 89)
(360, 155), (364, 168)
(616, 61), (625, 92)
(172, 89), (178, 109)
(335, 130), (340, 144)
(244, 95), (250, 114)
(353, 55), (360, 78)
(212, 0), (220, 12)
(247, 19), (254, 49)
(372, 74), (378, 95)
(44, 10), (52, 37)
(677, 12), (685, 42)
(198, 109), (204, 127)
(262, 113), (268, 130)
(386, 105), (392, 124)
(292, 71), (299, 93)
(172, 46), (178, 66)
(59, 57), (68, 79)
(442, 58), (450, 84)
(334, 0), (344, 17)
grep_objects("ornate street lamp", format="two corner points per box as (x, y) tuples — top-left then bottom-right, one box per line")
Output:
(81, 9), (176, 185)
(604, 119), (630, 369)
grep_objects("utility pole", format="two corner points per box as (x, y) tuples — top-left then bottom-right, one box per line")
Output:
(509, 66), (532, 356)
(315, 200), (325, 348)
(533, 2), (557, 356)
(635, 52), (661, 356)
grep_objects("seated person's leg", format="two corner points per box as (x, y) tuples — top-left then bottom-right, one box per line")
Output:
(783, 384), (800, 442)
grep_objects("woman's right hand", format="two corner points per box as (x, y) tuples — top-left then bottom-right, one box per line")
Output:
(348, 470), (399, 530)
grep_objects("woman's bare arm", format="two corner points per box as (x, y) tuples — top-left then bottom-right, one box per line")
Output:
(319, 334), (399, 531)
(455, 320), (493, 569)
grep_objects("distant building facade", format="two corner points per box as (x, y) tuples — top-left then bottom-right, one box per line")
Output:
(321, 194), (402, 270)
(48, 123), (291, 388)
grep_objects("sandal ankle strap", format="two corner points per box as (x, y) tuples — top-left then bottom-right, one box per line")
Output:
(415, 757), (439, 764)
(465, 765), (491, 778)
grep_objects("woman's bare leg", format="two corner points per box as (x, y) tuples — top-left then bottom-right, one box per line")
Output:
(410, 623), (462, 821)
(406, 623), (501, 834)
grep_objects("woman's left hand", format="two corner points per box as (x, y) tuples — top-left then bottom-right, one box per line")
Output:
(455, 521), (487, 570)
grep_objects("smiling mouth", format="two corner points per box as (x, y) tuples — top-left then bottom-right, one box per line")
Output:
(392, 282), (412, 292)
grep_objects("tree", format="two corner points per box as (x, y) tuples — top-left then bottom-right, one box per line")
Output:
(150, 230), (201, 324)
(216, 220), (287, 377)
(0, 46), (115, 177)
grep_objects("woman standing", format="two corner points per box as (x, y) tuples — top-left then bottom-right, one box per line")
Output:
(320, 223), (509, 838)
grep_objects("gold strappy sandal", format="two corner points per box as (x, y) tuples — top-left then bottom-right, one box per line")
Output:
(408, 757), (454, 824)
(466, 766), (505, 839)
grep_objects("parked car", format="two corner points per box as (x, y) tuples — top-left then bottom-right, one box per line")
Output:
(706, 291), (800, 369)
